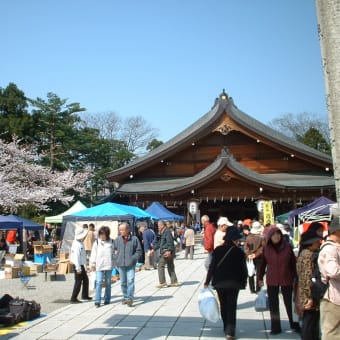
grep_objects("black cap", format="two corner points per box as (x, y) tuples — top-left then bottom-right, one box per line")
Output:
(224, 226), (242, 241)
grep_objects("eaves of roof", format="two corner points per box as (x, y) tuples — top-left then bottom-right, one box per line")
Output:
(228, 104), (332, 163)
(115, 149), (334, 194)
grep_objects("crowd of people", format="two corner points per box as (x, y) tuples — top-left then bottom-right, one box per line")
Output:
(202, 214), (340, 340)
(67, 212), (339, 340)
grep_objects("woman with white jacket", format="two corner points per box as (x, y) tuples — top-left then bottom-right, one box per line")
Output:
(90, 226), (116, 307)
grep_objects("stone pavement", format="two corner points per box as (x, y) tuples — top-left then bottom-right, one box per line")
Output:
(3, 245), (301, 340)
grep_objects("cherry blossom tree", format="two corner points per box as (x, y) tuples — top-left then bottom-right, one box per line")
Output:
(0, 138), (89, 213)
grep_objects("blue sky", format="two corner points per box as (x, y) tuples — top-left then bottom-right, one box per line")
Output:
(2, 0), (327, 142)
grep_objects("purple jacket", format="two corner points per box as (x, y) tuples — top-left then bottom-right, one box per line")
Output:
(259, 227), (297, 286)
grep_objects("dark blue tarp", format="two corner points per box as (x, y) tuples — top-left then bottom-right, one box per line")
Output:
(288, 196), (335, 224)
(145, 202), (184, 221)
(0, 214), (43, 231)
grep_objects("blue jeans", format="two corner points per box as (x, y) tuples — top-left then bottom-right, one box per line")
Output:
(95, 270), (112, 304)
(118, 266), (135, 300)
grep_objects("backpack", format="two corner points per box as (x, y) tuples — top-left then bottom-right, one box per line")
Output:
(310, 244), (330, 303)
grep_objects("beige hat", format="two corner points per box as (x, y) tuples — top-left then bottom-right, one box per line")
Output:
(75, 226), (88, 240)
(217, 216), (233, 227)
(251, 221), (264, 235)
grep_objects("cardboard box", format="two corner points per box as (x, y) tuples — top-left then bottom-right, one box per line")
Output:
(59, 252), (69, 261)
(14, 253), (24, 260)
(45, 264), (58, 271)
(4, 266), (20, 279)
(22, 266), (30, 276)
(34, 245), (53, 255)
(32, 263), (43, 273)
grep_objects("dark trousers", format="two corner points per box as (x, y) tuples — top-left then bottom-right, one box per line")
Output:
(216, 288), (239, 337)
(71, 265), (89, 300)
(248, 257), (262, 293)
(302, 310), (320, 340)
(267, 285), (294, 332)
(158, 254), (178, 284)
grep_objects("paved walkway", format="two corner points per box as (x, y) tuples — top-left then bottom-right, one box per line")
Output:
(3, 246), (301, 340)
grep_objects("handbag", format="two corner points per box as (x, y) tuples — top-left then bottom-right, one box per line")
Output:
(246, 259), (256, 276)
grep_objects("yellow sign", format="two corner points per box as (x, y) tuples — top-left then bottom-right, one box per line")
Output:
(263, 201), (274, 225)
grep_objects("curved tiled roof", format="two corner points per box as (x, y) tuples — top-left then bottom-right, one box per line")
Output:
(107, 92), (332, 180)
(115, 148), (334, 194)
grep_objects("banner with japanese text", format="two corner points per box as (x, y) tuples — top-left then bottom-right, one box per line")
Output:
(263, 200), (274, 225)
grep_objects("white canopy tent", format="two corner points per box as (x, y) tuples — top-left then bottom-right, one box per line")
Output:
(44, 201), (87, 224)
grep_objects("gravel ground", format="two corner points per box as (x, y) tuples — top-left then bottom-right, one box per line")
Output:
(0, 271), (77, 314)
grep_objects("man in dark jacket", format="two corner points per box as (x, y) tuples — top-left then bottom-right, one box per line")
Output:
(151, 220), (178, 288)
(115, 222), (142, 306)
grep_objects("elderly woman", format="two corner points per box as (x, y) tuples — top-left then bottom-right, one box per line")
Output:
(244, 221), (264, 293)
(90, 226), (116, 307)
(204, 226), (247, 340)
(259, 227), (300, 335)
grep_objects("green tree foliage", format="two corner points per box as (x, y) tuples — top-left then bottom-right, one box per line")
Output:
(298, 127), (331, 154)
(268, 112), (330, 153)
(29, 92), (86, 171)
(147, 138), (163, 151)
(0, 83), (34, 142)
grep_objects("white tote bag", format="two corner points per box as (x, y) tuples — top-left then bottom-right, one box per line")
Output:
(198, 288), (220, 323)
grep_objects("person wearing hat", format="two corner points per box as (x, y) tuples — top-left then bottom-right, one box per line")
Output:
(244, 221), (264, 293)
(258, 226), (300, 334)
(318, 216), (340, 339)
(296, 224), (324, 340)
(70, 226), (92, 303)
(204, 226), (247, 340)
(214, 217), (233, 249)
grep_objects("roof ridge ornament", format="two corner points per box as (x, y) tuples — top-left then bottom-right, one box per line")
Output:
(215, 122), (233, 135)
(220, 89), (228, 101)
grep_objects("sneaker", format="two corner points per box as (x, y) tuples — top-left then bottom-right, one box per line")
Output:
(169, 282), (179, 287)
(94, 302), (100, 308)
(126, 299), (133, 307)
(104, 301), (110, 305)
(122, 299), (128, 304)
(70, 299), (82, 304)
(156, 283), (168, 288)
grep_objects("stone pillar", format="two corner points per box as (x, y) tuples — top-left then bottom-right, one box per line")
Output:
(315, 0), (340, 201)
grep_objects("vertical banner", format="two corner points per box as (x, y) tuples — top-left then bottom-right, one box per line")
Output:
(262, 201), (274, 225)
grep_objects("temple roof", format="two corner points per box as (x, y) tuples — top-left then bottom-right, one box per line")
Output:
(107, 91), (331, 181)
(114, 148), (334, 194)
(107, 91), (334, 202)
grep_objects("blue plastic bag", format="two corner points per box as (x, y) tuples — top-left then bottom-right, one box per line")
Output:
(255, 288), (269, 312)
(198, 288), (220, 323)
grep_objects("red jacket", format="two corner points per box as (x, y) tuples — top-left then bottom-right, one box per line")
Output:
(259, 227), (297, 286)
(6, 230), (16, 243)
(203, 222), (216, 252)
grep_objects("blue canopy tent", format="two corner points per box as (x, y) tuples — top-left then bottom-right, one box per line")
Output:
(0, 214), (44, 254)
(145, 202), (184, 221)
(288, 196), (336, 226)
(60, 202), (157, 252)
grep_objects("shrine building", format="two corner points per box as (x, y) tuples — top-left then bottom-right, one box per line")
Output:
(106, 90), (335, 222)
